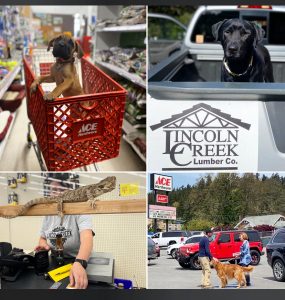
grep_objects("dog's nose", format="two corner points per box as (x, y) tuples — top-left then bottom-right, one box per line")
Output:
(228, 45), (238, 52)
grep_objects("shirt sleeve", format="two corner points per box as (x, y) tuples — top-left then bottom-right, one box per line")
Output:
(39, 216), (49, 238)
(241, 241), (248, 256)
(205, 238), (212, 259)
(76, 215), (94, 234)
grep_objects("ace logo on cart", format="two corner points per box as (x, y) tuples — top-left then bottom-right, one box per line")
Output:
(72, 118), (105, 142)
(150, 103), (251, 171)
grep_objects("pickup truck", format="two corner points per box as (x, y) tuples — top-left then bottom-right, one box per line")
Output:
(151, 230), (189, 247)
(148, 6), (285, 172)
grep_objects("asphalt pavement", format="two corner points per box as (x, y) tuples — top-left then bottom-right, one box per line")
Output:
(148, 249), (285, 289)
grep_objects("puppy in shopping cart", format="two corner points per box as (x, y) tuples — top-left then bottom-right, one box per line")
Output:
(30, 34), (84, 101)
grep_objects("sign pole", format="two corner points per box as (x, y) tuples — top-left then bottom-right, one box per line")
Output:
(165, 191), (169, 232)
(153, 189), (157, 232)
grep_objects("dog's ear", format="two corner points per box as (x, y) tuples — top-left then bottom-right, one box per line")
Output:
(251, 22), (265, 47)
(75, 41), (84, 59)
(212, 19), (228, 41)
(47, 37), (56, 51)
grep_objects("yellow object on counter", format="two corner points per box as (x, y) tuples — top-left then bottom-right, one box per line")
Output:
(48, 263), (72, 282)
(119, 183), (139, 196)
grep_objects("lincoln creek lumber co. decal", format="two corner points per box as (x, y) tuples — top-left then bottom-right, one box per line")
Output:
(150, 103), (251, 171)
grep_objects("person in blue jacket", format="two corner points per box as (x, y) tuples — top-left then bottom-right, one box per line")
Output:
(237, 232), (252, 286)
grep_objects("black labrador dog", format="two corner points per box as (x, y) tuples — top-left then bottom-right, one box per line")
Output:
(212, 19), (274, 82)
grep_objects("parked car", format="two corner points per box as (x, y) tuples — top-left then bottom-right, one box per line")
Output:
(261, 235), (273, 247)
(186, 230), (204, 237)
(178, 230), (263, 270)
(151, 230), (189, 247)
(266, 228), (285, 282)
(167, 234), (204, 259)
(148, 237), (158, 261)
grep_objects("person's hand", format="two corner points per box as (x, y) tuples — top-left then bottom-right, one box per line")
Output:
(69, 262), (88, 289)
(212, 257), (218, 262)
(34, 240), (50, 252)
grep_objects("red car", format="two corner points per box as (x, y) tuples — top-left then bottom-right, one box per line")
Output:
(177, 230), (264, 270)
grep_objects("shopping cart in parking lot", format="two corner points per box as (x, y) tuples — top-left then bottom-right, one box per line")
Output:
(23, 48), (126, 171)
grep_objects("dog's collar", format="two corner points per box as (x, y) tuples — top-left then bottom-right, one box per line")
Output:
(56, 57), (75, 64)
(223, 56), (253, 77)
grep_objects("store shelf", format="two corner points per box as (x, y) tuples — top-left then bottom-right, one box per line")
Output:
(95, 59), (146, 89)
(122, 118), (137, 135)
(123, 134), (146, 163)
(96, 24), (146, 32)
(0, 65), (21, 99)
(0, 111), (17, 161)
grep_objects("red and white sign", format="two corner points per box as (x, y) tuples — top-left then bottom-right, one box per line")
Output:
(156, 194), (169, 204)
(149, 205), (176, 220)
(72, 118), (104, 142)
(152, 174), (173, 191)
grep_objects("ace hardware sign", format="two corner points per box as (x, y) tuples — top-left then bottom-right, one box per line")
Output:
(150, 173), (173, 192)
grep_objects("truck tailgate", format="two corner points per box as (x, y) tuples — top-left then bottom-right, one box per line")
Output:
(148, 83), (285, 171)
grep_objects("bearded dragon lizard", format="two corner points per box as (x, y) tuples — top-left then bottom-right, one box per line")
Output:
(0, 176), (116, 223)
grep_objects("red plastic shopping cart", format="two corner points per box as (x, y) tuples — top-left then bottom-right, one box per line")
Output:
(23, 48), (126, 171)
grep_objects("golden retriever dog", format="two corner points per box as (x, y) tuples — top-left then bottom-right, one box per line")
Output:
(211, 259), (254, 288)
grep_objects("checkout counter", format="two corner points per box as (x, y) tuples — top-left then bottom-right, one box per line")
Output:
(0, 242), (117, 289)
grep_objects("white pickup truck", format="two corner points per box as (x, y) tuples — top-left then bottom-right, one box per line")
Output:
(151, 231), (189, 247)
(148, 5), (285, 172)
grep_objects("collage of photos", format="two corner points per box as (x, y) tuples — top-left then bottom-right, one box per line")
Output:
(0, 2), (285, 292)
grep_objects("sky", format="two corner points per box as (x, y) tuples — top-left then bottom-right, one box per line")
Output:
(148, 172), (285, 192)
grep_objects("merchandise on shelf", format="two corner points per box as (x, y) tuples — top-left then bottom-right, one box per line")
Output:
(0, 84), (25, 113)
(7, 177), (17, 188)
(0, 60), (19, 80)
(96, 47), (146, 80)
(124, 112), (146, 127)
(8, 192), (18, 205)
(17, 173), (27, 183)
(96, 6), (146, 28)
(124, 131), (146, 158)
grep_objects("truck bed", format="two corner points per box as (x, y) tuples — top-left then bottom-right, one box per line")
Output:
(149, 46), (285, 83)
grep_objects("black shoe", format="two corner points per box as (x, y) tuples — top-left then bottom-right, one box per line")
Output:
(246, 283), (251, 286)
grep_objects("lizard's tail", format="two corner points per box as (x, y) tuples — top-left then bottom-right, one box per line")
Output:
(0, 196), (58, 219)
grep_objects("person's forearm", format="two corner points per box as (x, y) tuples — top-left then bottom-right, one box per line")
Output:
(76, 230), (93, 260)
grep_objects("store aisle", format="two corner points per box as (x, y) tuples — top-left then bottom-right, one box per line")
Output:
(0, 97), (145, 171)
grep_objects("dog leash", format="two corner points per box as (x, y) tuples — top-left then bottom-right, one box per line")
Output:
(223, 56), (253, 77)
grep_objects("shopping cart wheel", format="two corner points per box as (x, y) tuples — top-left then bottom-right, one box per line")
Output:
(27, 133), (32, 148)
(27, 122), (33, 148)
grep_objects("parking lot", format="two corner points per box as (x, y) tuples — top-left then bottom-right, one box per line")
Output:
(148, 249), (285, 289)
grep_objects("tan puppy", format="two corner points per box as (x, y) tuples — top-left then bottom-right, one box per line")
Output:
(211, 259), (254, 288)
(30, 34), (84, 101)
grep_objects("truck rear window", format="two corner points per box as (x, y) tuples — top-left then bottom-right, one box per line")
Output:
(269, 12), (285, 44)
(191, 10), (239, 43)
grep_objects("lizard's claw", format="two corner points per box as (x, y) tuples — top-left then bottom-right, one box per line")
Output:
(88, 199), (98, 209)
